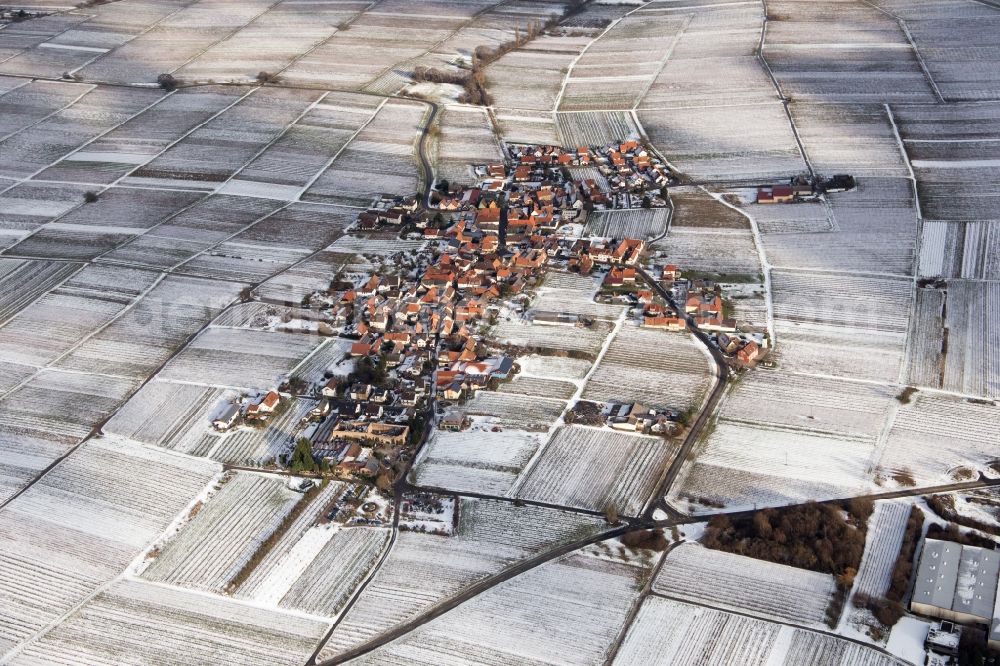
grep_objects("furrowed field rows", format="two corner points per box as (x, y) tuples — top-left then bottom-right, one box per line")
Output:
(614, 597), (908, 666)
(878, 392), (1000, 485)
(12, 578), (329, 666)
(411, 429), (544, 496)
(654, 544), (835, 628)
(512, 425), (678, 517)
(463, 391), (566, 431)
(142, 472), (302, 592)
(235, 481), (347, 601)
(585, 208), (669, 241)
(556, 111), (640, 148)
(321, 498), (606, 658)
(532, 270), (626, 320)
(582, 325), (712, 411)
(344, 550), (646, 665)
(854, 501), (910, 599)
(278, 526), (390, 617)
(0, 437), (219, 657)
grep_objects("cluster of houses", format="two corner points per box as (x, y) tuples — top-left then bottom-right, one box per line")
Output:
(606, 402), (680, 436)
(642, 265), (766, 366)
(435, 141), (672, 221)
(212, 390), (282, 431)
(356, 195), (422, 231)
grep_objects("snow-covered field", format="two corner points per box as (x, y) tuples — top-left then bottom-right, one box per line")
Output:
(512, 425), (678, 517)
(463, 391), (567, 431)
(142, 472), (302, 592)
(532, 270), (627, 321)
(582, 324), (713, 411)
(343, 549), (646, 665)
(585, 208), (669, 241)
(0, 437), (219, 658)
(654, 543), (836, 628)
(853, 501), (911, 599)
(614, 596), (910, 666)
(493, 316), (613, 358)
(12, 578), (329, 666)
(320, 498), (606, 658)
(411, 429), (545, 496)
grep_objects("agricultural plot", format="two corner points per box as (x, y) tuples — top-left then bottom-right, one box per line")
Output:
(326, 233), (426, 256)
(0, 437), (218, 657)
(654, 228), (760, 276)
(411, 429), (545, 496)
(668, 187), (748, 230)
(289, 337), (355, 386)
(158, 327), (322, 391)
(98, 195), (284, 270)
(345, 550), (645, 665)
(497, 375), (577, 400)
(556, 111), (640, 148)
(0, 263), (160, 367)
(143, 472), (302, 592)
(173, 3), (361, 83)
(558, 12), (688, 111)
(939, 280), (999, 398)
(654, 543), (836, 628)
(0, 85), (165, 180)
(487, 33), (592, 113)
(12, 578), (329, 666)
(321, 498), (606, 657)
(893, 102), (1000, 223)
(175, 203), (351, 283)
(762, 1), (937, 103)
(769, 270), (912, 382)
(493, 316), (612, 358)
(905, 286), (946, 389)
(0, 369), (139, 500)
(582, 324), (713, 411)
(854, 501), (911, 599)
(918, 220), (1000, 281)
(302, 99), (426, 206)
(282, 0), (501, 91)
(614, 597), (781, 666)
(639, 103), (805, 182)
(0, 182), (93, 247)
(131, 87), (322, 186)
(512, 425), (678, 516)
(256, 250), (352, 305)
(585, 208), (669, 240)
(104, 380), (237, 455)
(532, 270), (626, 320)
(494, 108), (559, 145)
(882, 1), (1000, 101)
(463, 391), (566, 431)
(640, 4), (779, 109)
(435, 105), (503, 186)
(719, 370), (895, 443)
(790, 103), (909, 177)
(222, 92), (384, 195)
(614, 597), (907, 666)
(0, 79), (89, 138)
(673, 419), (876, 512)
(0, 259), (81, 324)
(878, 392), (1000, 485)
(54, 275), (245, 378)
(36, 86), (247, 185)
(759, 177), (917, 276)
(75, 0), (281, 83)
(234, 481), (347, 601)
(278, 526), (390, 617)
(517, 353), (592, 382)
(4, 186), (206, 261)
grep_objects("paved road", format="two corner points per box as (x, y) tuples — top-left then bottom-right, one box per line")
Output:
(635, 265), (730, 521)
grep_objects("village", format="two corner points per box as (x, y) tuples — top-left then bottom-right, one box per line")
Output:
(196, 139), (770, 528)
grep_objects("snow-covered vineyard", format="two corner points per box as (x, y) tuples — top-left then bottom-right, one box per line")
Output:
(1, 0), (999, 663)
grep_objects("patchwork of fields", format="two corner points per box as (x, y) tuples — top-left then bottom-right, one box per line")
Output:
(1, 0), (999, 663)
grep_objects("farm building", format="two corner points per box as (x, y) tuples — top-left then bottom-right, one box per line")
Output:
(911, 539), (1000, 629)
